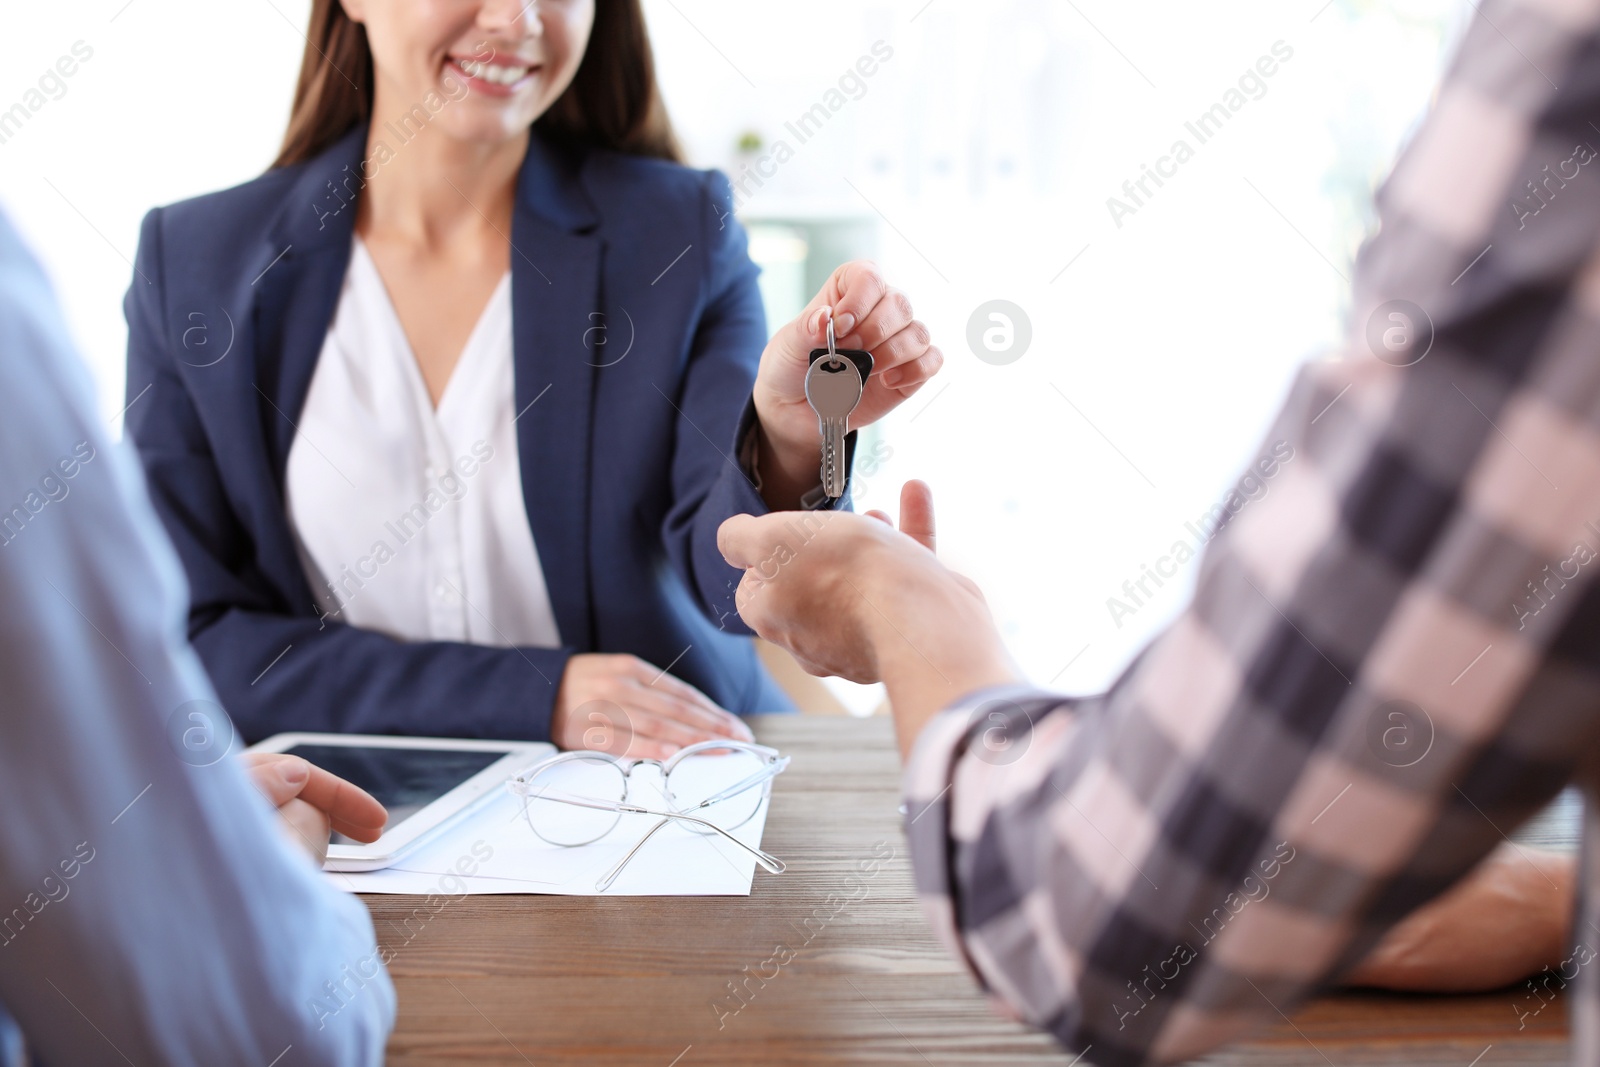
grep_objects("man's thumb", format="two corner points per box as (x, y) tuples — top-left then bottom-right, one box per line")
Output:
(899, 480), (936, 552)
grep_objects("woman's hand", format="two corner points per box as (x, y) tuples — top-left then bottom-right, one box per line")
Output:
(241, 752), (388, 868)
(551, 653), (755, 761)
(751, 262), (944, 508)
(1343, 844), (1577, 992)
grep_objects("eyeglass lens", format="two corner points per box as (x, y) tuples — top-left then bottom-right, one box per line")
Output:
(665, 749), (771, 835)
(521, 749), (773, 845)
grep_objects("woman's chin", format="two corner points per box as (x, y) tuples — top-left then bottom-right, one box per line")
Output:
(422, 112), (540, 152)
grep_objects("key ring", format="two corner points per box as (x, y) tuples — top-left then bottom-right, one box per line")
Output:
(825, 311), (844, 369)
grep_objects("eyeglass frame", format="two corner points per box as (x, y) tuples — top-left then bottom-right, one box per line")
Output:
(504, 739), (790, 892)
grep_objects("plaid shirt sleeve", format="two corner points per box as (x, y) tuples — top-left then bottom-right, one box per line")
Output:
(904, 3), (1600, 1064)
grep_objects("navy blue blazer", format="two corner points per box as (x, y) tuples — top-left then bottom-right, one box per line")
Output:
(124, 124), (853, 743)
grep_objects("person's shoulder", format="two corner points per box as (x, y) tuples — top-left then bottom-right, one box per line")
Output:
(0, 212), (102, 446)
(143, 162), (306, 257)
(582, 147), (730, 222)
(0, 213), (51, 299)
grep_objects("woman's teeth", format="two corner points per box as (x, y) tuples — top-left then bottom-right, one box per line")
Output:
(456, 58), (530, 86)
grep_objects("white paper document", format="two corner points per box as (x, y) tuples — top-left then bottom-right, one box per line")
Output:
(331, 756), (774, 897)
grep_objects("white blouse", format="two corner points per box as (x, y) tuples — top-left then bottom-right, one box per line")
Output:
(284, 237), (562, 649)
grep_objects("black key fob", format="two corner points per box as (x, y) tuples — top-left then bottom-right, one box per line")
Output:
(807, 346), (873, 381)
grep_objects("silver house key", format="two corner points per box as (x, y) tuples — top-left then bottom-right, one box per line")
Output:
(805, 314), (873, 500)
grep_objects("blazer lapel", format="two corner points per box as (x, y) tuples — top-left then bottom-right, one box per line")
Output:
(254, 126), (366, 484)
(511, 133), (602, 652)
(234, 125), (364, 605)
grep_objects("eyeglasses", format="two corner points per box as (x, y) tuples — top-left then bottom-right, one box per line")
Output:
(505, 740), (790, 892)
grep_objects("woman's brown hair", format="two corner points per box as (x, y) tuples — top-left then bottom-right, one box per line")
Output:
(272, 0), (681, 169)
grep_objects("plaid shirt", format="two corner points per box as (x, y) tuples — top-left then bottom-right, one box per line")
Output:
(904, 2), (1600, 1063)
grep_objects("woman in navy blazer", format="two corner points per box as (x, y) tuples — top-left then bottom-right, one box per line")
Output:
(123, 0), (942, 756)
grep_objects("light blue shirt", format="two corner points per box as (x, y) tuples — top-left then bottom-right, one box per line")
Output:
(0, 213), (394, 1065)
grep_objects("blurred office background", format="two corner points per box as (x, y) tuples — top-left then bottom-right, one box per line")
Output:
(0, 0), (1467, 712)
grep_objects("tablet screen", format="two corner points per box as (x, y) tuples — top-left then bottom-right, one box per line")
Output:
(284, 744), (506, 844)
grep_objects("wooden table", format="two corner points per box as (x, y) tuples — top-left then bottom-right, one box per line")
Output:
(365, 717), (1579, 1066)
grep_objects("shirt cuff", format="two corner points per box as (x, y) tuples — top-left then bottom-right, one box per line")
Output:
(900, 685), (1077, 990)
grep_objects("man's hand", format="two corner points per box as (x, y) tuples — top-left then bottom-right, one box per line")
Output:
(242, 752), (387, 868)
(750, 264), (943, 509)
(719, 481), (1021, 757)
(550, 653), (753, 761)
(1344, 844), (1577, 992)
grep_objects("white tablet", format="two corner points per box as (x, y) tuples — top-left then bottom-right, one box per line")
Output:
(248, 733), (555, 871)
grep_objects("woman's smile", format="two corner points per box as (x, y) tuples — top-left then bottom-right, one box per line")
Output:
(448, 52), (541, 97)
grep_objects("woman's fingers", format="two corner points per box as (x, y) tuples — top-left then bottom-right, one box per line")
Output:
(766, 264), (944, 435)
(640, 665), (734, 719)
(628, 660), (750, 740)
(622, 684), (740, 747)
(598, 694), (753, 759)
(823, 262), (889, 341)
(557, 652), (755, 759)
(611, 707), (719, 762)
(842, 288), (915, 354)
(847, 296), (941, 395)
(786, 304), (836, 370)
(619, 734), (680, 762)
(877, 345), (943, 392)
